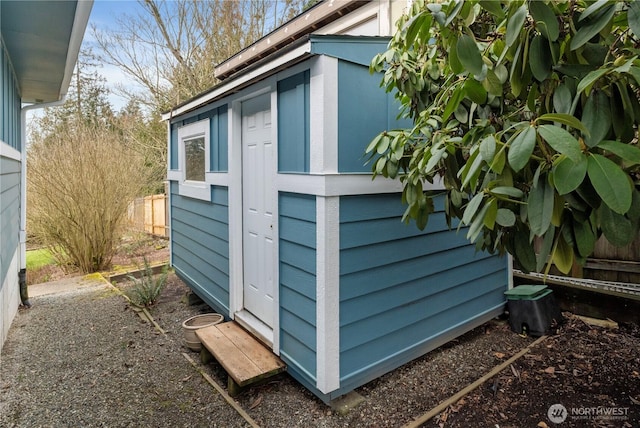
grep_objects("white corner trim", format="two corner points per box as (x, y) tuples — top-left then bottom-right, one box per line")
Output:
(228, 99), (244, 316)
(0, 141), (21, 161)
(316, 195), (340, 393)
(310, 56), (338, 174)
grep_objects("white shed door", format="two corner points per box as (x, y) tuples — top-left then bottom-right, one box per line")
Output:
(241, 94), (274, 328)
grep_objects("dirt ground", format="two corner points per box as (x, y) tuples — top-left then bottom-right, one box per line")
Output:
(438, 316), (640, 428)
(17, 234), (640, 427)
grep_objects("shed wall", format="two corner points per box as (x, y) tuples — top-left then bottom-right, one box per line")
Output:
(278, 192), (318, 383)
(337, 60), (412, 173)
(170, 182), (230, 314)
(337, 194), (507, 393)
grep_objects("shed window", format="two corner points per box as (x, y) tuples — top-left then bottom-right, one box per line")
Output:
(177, 119), (210, 200)
(184, 136), (205, 182)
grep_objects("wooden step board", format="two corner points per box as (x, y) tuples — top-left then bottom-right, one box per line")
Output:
(196, 321), (286, 396)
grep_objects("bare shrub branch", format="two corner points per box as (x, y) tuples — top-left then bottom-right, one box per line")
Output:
(28, 123), (150, 273)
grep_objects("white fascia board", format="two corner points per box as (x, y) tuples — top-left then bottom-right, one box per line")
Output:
(0, 141), (21, 161)
(162, 42), (312, 121)
(60, 1), (93, 98)
(277, 173), (445, 197)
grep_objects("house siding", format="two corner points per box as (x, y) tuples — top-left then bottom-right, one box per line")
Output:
(1, 42), (20, 150)
(278, 71), (310, 173)
(278, 192), (317, 383)
(337, 60), (411, 173)
(338, 194), (507, 391)
(1, 38), (22, 350)
(0, 156), (20, 283)
(170, 182), (230, 314)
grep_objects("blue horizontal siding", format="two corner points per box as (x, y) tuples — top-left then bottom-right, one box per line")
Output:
(279, 192), (317, 382)
(338, 193), (508, 382)
(170, 182), (230, 314)
(1, 156), (20, 288)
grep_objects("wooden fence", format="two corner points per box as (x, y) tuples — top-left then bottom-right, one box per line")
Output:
(127, 193), (168, 237)
(579, 236), (640, 284)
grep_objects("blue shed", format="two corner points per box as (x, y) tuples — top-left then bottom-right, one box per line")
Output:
(163, 4), (509, 403)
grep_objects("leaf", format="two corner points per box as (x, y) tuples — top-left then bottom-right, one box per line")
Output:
(377, 135), (391, 154)
(587, 154), (632, 214)
(570, 4), (616, 51)
(482, 69), (503, 96)
(506, 5), (527, 48)
(490, 146), (506, 174)
(492, 186), (524, 198)
(552, 84), (573, 114)
(537, 113), (588, 134)
(462, 192), (484, 225)
(467, 202), (490, 243)
(597, 140), (640, 164)
(515, 231), (537, 273)
(508, 126), (537, 172)
(538, 125), (583, 162)
(457, 34), (484, 77)
(529, 1), (559, 41)
(599, 203), (635, 246)
(528, 177), (554, 236)
(579, 0), (610, 22)
(530, 35), (552, 81)
(582, 90), (611, 147)
(553, 155), (587, 195)
(552, 235), (574, 274)
(443, 85), (465, 122)
(576, 69), (609, 96)
(480, 135), (496, 163)
(484, 198), (498, 230)
(629, 0), (640, 38)
(496, 208), (516, 227)
(536, 226), (555, 271)
(464, 78), (487, 104)
(449, 37), (464, 75)
(404, 12), (431, 47)
(573, 220), (596, 258)
(479, 0), (505, 19)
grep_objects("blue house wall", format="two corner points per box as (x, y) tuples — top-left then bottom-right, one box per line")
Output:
(0, 37), (23, 347)
(166, 36), (508, 403)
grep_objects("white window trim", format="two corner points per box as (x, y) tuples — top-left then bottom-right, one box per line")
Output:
(177, 119), (210, 201)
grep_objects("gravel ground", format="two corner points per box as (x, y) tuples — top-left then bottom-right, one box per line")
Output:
(1, 273), (533, 427)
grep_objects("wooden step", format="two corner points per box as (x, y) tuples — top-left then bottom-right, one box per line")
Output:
(196, 321), (286, 396)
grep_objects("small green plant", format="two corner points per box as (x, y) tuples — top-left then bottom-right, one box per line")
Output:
(125, 258), (168, 307)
